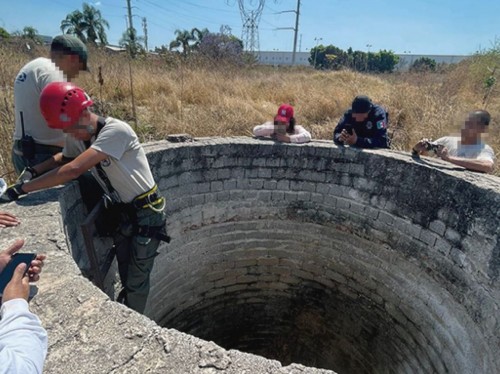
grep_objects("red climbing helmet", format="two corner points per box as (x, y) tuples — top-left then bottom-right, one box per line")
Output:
(39, 82), (93, 129)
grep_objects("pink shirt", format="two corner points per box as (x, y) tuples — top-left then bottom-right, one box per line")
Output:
(253, 121), (312, 144)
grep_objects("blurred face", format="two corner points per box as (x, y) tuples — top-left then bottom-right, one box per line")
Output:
(52, 53), (82, 80)
(352, 112), (369, 122)
(461, 115), (487, 140)
(274, 120), (288, 134)
(63, 112), (92, 141)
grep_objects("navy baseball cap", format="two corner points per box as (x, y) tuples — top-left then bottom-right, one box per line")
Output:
(352, 95), (372, 113)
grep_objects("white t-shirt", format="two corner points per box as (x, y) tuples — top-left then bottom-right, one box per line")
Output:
(63, 117), (156, 203)
(253, 121), (312, 144)
(0, 299), (48, 374)
(13, 57), (66, 146)
(435, 136), (495, 162)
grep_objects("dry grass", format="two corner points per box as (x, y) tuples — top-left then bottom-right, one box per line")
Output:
(1, 41), (499, 180)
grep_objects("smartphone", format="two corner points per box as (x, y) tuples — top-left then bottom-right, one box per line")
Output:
(0, 253), (36, 295)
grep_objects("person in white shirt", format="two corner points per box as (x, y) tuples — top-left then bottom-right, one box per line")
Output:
(0, 239), (47, 374)
(412, 110), (495, 173)
(12, 35), (88, 176)
(253, 104), (312, 144)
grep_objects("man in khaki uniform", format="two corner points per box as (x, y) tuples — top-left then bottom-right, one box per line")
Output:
(4, 82), (167, 313)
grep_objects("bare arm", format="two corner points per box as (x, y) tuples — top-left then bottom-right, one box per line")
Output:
(441, 154), (494, 173)
(31, 152), (67, 175)
(23, 148), (108, 193)
(438, 147), (494, 173)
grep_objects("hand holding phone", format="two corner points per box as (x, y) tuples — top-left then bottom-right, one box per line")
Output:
(0, 253), (36, 296)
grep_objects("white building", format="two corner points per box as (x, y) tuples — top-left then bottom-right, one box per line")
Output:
(257, 51), (469, 71)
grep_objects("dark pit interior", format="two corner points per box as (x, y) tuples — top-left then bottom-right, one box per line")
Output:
(61, 139), (499, 373)
(154, 219), (487, 374)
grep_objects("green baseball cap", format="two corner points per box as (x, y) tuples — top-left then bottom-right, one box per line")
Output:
(51, 35), (89, 71)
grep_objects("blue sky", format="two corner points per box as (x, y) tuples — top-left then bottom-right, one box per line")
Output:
(1, 0), (499, 55)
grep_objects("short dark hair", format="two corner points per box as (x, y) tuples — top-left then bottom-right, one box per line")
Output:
(470, 110), (490, 126)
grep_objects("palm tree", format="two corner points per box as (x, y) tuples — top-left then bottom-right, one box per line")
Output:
(169, 28), (209, 55)
(81, 2), (109, 45)
(61, 10), (87, 43)
(170, 29), (194, 55)
(60, 3), (109, 45)
(191, 27), (209, 50)
(119, 28), (146, 57)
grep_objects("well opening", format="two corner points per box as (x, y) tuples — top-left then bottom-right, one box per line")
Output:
(60, 138), (500, 374)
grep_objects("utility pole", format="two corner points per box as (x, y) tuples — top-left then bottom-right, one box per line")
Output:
(142, 17), (148, 51)
(275, 0), (301, 65)
(124, 10), (137, 128)
(292, 0), (300, 65)
(126, 0), (136, 54)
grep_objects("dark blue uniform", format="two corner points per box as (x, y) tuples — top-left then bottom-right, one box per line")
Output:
(333, 104), (390, 148)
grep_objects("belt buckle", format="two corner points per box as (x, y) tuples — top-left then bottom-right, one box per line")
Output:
(147, 193), (157, 204)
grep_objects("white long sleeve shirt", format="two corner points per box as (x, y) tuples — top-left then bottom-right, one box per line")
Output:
(253, 121), (312, 144)
(0, 299), (48, 374)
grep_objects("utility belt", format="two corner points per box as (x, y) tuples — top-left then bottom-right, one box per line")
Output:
(101, 185), (170, 243)
(132, 184), (163, 210)
(13, 139), (62, 158)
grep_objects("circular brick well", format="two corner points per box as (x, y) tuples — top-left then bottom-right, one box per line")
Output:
(143, 138), (498, 373)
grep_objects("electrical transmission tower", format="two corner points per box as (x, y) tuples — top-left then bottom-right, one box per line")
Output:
(238, 0), (265, 53)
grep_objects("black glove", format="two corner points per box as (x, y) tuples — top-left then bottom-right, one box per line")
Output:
(17, 167), (38, 183)
(1, 182), (26, 202)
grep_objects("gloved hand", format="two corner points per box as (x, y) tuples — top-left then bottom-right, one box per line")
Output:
(17, 167), (38, 183)
(1, 182), (26, 202)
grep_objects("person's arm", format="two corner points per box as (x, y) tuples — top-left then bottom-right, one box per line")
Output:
(31, 152), (68, 176)
(0, 264), (47, 374)
(288, 126), (312, 144)
(23, 148), (108, 193)
(253, 122), (274, 138)
(333, 114), (349, 145)
(16, 152), (69, 184)
(2, 149), (107, 201)
(438, 148), (494, 173)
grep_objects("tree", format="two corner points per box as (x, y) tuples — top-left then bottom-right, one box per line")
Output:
(169, 28), (208, 55)
(309, 44), (347, 70)
(22, 26), (38, 39)
(61, 2), (109, 45)
(119, 28), (146, 56)
(21, 26), (42, 44)
(81, 2), (109, 45)
(367, 50), (399, 73)
(309, 44), (399, 73)
(61, 11), (87, 42)
(198, 32), (244, 64)
(410, 57), (437, 72)
(0, 27), (10, 39)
